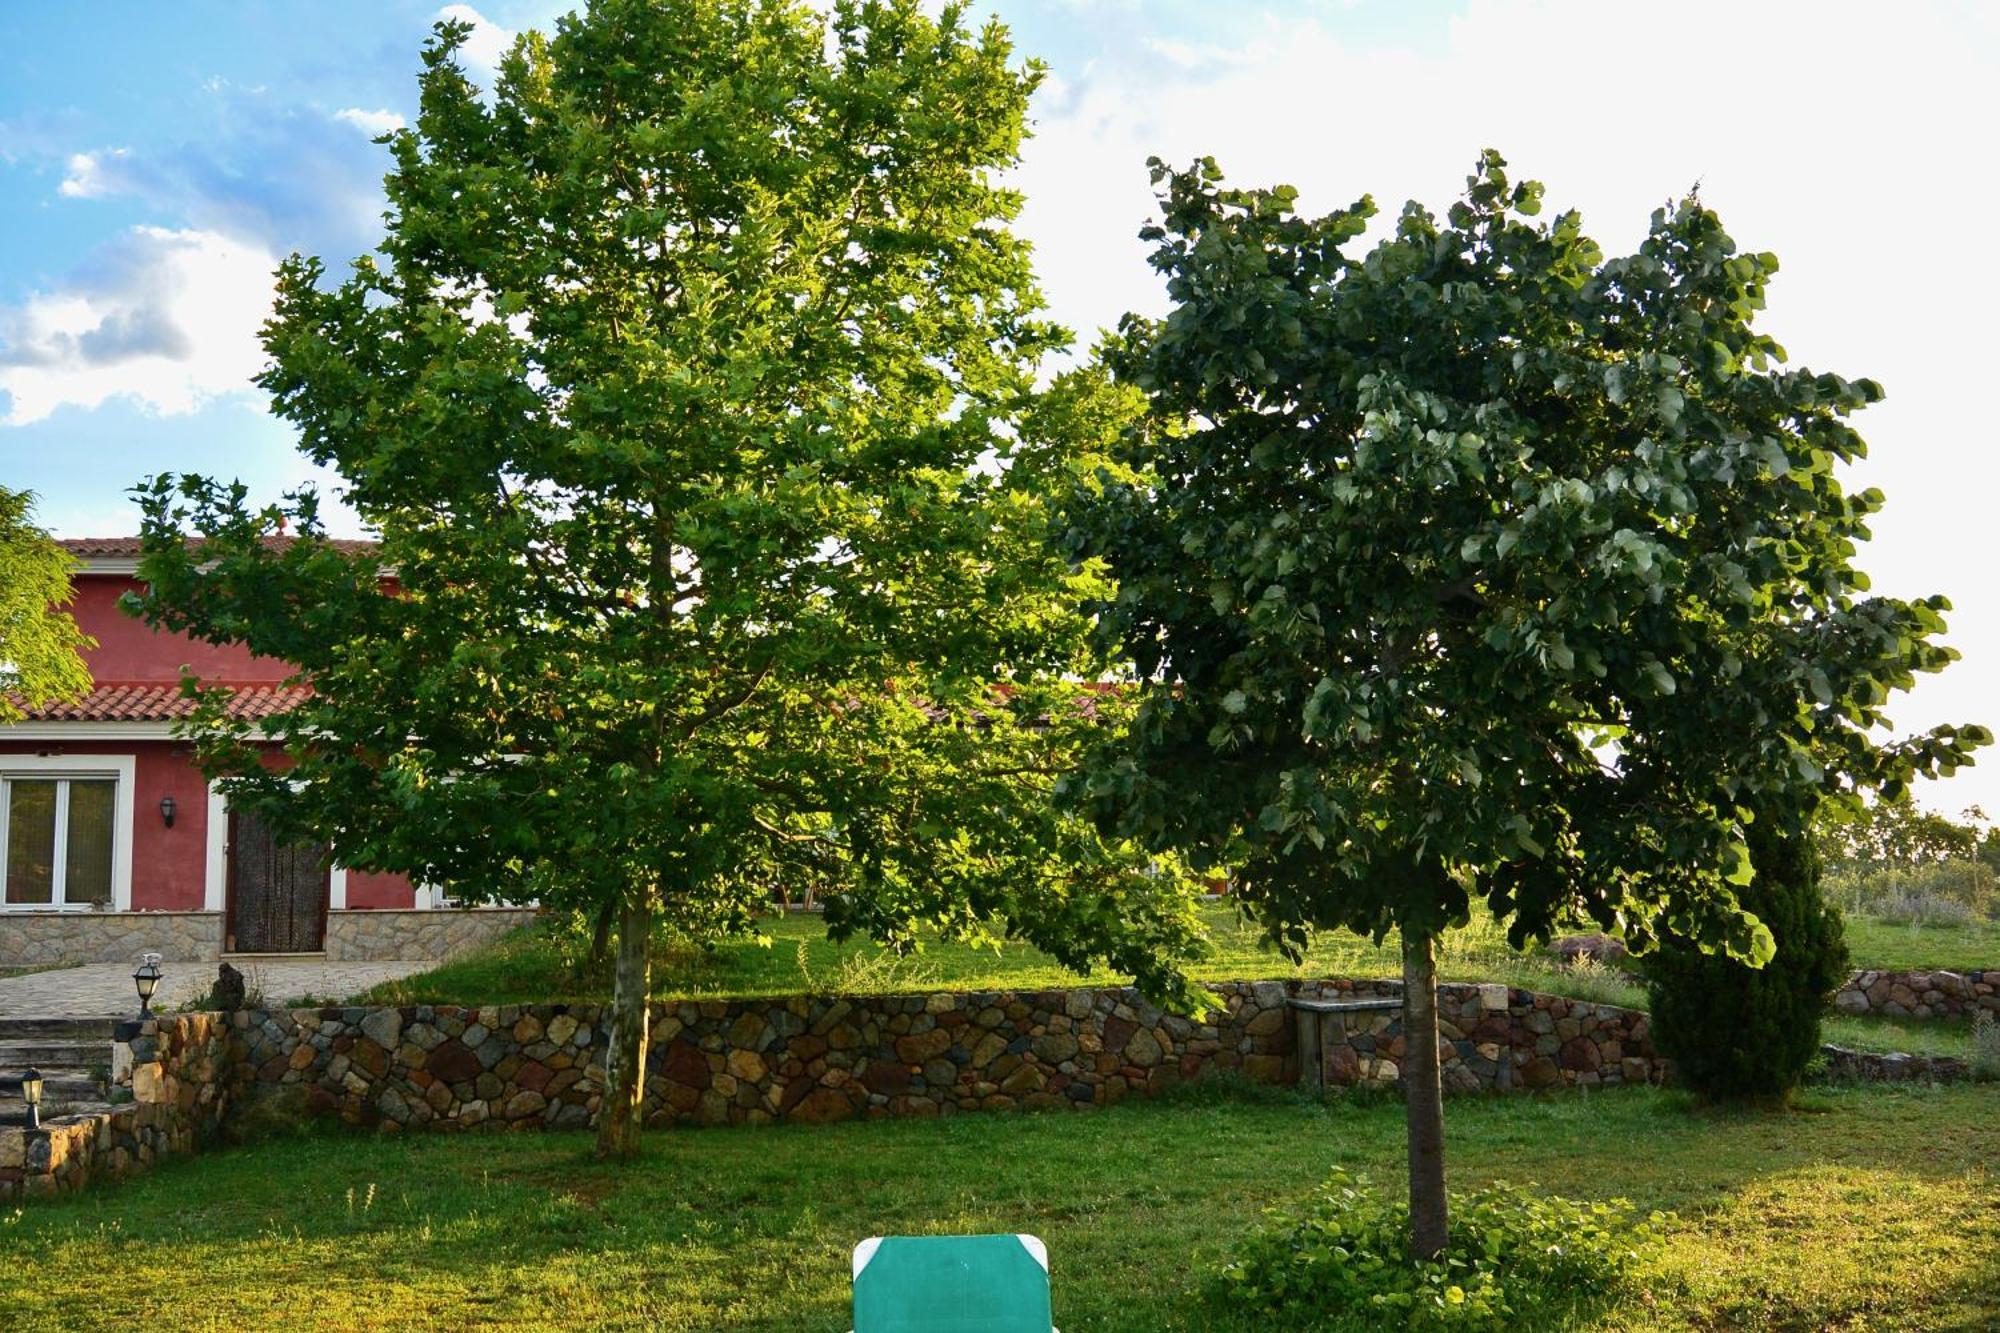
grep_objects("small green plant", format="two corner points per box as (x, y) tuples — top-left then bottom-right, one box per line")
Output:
(1972, 1011), (2000, 1082)
(1550, 955), (1646, 1009)
(345, 1181), (379, 1219)
(1212, 1169), (1667, 1330)
(793, 937), (944, 996)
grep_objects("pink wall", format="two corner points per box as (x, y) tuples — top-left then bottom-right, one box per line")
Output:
(0, 739), (415, 914)
(69, 576), (293, 685)
(343, 870), (415, 910)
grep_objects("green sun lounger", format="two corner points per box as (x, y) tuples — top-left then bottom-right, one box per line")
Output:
(851, 1233), (1055, 1332)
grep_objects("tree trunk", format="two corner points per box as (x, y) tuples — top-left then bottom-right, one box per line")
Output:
(595, 894), (653, 1159)
(586, 898), (615, 967)
(1402, 926), (1449, 1260)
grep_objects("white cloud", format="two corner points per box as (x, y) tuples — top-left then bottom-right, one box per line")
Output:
(0, 227), (276, 426)
(57, 149), (129, 199)
(334, 107), (406, 136)
(436, 4), (515, 79)
(1014, 0), (2000, 812)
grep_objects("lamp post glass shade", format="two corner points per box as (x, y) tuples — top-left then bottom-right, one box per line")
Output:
(20, 1066), (42, 1130)
(134, 955), (163, 1017)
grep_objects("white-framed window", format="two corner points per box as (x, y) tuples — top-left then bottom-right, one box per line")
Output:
(0, 755), (136, 911)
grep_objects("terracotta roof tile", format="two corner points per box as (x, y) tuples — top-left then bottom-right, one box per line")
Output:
(12, 684), (310, 723)
(59, 536), (379, 558)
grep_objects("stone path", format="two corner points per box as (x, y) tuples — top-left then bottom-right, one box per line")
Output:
(0, 959), (429, 1018)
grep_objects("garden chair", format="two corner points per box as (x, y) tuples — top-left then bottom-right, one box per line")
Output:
(851, 1233), (1056, 1332)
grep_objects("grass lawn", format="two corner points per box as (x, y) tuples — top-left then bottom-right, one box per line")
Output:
(355, 905), (1650, 1011)
(1841, 914), (2000, 971)
(1, 1083), (1993, 1331)
(1820, 1013), (1985, 1059)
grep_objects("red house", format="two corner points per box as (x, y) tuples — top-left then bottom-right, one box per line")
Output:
(0, 538), (532, 967)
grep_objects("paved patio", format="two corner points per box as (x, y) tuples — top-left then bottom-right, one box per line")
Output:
(0, 958), (428, 1017)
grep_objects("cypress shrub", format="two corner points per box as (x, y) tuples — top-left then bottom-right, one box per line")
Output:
(1646, 814), (1850, 1099)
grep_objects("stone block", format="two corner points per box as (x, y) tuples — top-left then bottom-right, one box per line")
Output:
(1519, 1056), (1562, 1088)
(359, 1009), (402, 1051)
(1125, 1028), (1162, 1068)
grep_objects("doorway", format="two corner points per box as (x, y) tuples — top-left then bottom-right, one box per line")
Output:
(225, 806), (330, 953)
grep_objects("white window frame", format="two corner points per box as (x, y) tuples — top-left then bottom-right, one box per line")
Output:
(0, 754), (136, 911)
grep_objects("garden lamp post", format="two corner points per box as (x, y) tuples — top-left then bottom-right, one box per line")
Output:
(19, 1067), (42, 1130)
(134, 954), (163, 1019)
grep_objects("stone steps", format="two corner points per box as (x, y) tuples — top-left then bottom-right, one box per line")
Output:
(0, 1039), (109, 1070)
(0, 1016), (119, 1043)
(0, 1018), (115, 1121)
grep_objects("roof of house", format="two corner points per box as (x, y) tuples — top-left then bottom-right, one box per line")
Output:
(59, 536), (379, 559)
(11, 683), (311, 723)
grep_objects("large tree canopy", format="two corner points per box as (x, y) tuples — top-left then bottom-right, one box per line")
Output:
(1071, 151), (1983, 957)
(1065, 150), (1985, 1253)
(0, 486), (91, 723)
(132, 0), (1206, 1155)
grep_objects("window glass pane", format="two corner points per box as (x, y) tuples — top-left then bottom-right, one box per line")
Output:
(5, 780), (56, 905)
(64, 780), (116, 905)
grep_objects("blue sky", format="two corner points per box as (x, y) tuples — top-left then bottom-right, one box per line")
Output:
(3, 0), (1998, 812)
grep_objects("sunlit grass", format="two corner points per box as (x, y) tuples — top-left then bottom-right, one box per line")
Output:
(1, 1083), (1992, 1331)
(356, 904), (1651, 1011)
(1841, 912), (2000, 971)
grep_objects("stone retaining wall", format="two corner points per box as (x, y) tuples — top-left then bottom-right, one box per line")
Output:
(1292, 979), (1669, 1092)
(0, 906), (538, 966)
(1820, 1044), (1974, 1083)
(224, 980), (1297, 1131)
(323, 907), (540, 961)
(5, 978), (1984, 1200)
(0, 1013), (233, 1199)
(0, 910), (223, 966)
(1831, 970), (1997, 1020)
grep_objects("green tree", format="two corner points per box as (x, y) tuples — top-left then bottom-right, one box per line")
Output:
(1065, 151), (1985, 1257)
(1815, 795), (1984, 869)
(1647, 811), (1849, 1099)
(130, 0), (1207, 1158)
(0, 486), (92, 722)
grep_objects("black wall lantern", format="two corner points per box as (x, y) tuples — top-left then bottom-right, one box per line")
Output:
(134, 955), (163, 1019)
(159, 794), (176, 828)
(19, 1067), (42, 1130)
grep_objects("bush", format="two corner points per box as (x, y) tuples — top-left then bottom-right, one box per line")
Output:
(1647, 814), (1850, 1100)
(1212, 1169), (1666, 1330)
(1823, 858), (1995, 922)
(1868, 890), (1976, 929)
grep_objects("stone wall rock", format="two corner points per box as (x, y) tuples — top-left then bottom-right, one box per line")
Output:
(1819, 1044), (1973, 1083)
(0, 906), (540, 966)
(1830, 970), (1996, 1020)
(1294, 980), (1671, 1093)
(219, 980), (1296, 1132)
(0, 910), (223, 966)
(7, 976), (1985, 1201)
(323, 907), (540, 961)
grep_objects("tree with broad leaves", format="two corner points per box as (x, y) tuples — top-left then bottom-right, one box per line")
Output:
(0, 486), (92, 722)
(129, 0), (1209, 1159)
(1064, 151), (1986, 1258)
